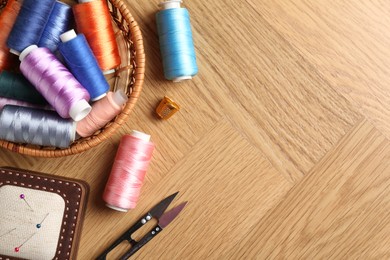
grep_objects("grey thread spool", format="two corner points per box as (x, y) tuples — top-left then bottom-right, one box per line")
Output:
(0, 105), (76, 148)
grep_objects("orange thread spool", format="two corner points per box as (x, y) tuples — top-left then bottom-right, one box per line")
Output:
(76, 90), (128, 137)
(73, 0), (121, 73)
(0, 0), (21, 71)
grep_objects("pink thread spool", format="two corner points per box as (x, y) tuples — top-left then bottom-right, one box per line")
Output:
(76, 90), (128, 137)
(103, 131), (155, 212)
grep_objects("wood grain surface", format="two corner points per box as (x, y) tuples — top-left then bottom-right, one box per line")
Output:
(0, 0), (389, 259)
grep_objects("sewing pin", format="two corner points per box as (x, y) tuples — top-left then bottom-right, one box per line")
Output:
(0, 228), (16, 238)
(36, 213), (49, 229)
(20, 194), (33, 210)
(15, 232), (37, 252)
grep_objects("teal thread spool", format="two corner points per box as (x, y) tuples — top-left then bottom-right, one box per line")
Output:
(156, 0), (198, 82)
(0, 71), (47, 105)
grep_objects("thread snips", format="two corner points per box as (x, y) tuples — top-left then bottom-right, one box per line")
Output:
(97, 192), (187, 260)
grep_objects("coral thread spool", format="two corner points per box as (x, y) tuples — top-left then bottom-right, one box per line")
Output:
(156, 0), (198, 82)
(103, 131), (155, 212)
(77, 90), (128, 137)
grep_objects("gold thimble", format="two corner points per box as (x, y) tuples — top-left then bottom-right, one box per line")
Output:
(156, 96), (180, 119)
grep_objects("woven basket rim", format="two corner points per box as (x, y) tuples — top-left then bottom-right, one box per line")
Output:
(0, 0), (145, 157)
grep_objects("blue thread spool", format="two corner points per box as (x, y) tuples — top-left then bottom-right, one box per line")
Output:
(59, 30), (110, 101)
(7, 0), (56, 55)
(156, 0), (198, 82)
(38, 1), (73, 52)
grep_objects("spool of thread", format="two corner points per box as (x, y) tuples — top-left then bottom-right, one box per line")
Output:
(7, 0), (56, 55)
(0, 105), (76, 148)
(0, 96), (48, 111)
(19, 45), (91, 121)
(73, 0), (121, 73)
(59, 30), (110, 101)
(77, 90), (128, 137)
(0, 71), (47, 105)
(103, 131), (155, 212)
(38, 1), (73, 52)
(0, 0), (21, 70)
(156, 0), (198, 82)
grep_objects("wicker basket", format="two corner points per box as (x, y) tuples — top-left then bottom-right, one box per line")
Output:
(0, 0), (145, 157)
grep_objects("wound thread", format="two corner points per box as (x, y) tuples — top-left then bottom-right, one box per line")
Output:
(0, 71), (47, 105)
(73, 0), (121, 72)
(19, 45), (91, 121)
(0, 97), (48, 111)
(7, 0), (56, 54)
(76, 90), (128, 137)
(156, 1), (198, 82)
(59, 30), (109, 101)
(38, 1), (74, 52)
(0, 105), (76, 148)
(103, 132), (155, 212)
(0, 0), (21, 70)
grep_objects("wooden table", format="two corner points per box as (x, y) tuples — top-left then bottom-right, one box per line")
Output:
(1, 0), (390, 259)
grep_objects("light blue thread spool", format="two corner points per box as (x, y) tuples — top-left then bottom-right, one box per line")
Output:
(156, 1), (198, 82)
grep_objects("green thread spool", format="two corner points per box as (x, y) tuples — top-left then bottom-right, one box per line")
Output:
(0, 71), (47, 105)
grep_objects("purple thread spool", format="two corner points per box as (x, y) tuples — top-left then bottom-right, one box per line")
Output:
(19, 45), (91, 121)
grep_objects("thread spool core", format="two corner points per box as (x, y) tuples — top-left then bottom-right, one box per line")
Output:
(69, 99), (92, 121)
(60, 30), (77, 43)
(159, 0), (182, 9)
(70, 122), (77, 142)
(103, 69), (116, 75)
(10, 49), (21, 56)
(130, 130), (151, 142)
(106, 204), (128, 212)
(173, 76), (192, 82)
(112, 90), (128, 106)
(19, 45), (38, 61)
(91, 93), (107, 102)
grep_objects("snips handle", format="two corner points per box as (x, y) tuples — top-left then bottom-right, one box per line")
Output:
(96, 213), (153, 260)
(120, 224), (163, 260)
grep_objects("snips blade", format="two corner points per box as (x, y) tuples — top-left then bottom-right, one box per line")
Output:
(149, 192), (179, 218)
(159, 201), (187, 228)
